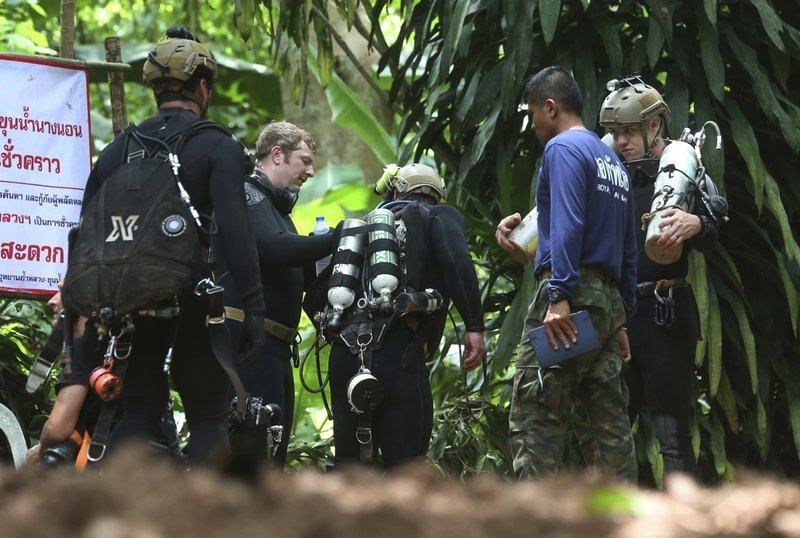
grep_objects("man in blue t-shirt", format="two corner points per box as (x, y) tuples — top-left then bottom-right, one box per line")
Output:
(496, 66), (638, 481)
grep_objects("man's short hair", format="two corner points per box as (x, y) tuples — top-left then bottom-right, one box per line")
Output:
(254, 121), (317, 161)
(522, 66), (584, 116)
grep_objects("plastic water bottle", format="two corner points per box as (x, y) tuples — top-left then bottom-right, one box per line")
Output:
(314, 216), (332, 275)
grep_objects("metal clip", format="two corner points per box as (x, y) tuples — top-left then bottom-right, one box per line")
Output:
(356, 426), (373, 446)
(193, 277), (214, 296)
(114, 342), (132, 360)
(86, 441), (107, 463)
(654, 281), (676, 328)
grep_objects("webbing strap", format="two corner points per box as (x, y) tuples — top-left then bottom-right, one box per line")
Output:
(365, 238), (398, 257)
(87, 355), (130, 464)
(328, 272), (360, 291)
(331, 249), (364, 267)
(205, 285), (248, 415)
(340, 223), (394, 237)
(368, 262), (401, 280)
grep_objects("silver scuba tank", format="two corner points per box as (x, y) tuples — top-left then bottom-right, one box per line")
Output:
(643, 141), (698, 264)
(327, 218), (367, 328)
(643, 121), (724, 265)
(365, 208), (399, 310)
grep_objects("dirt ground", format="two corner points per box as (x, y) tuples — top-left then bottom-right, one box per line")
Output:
(2, 450), (800, 537)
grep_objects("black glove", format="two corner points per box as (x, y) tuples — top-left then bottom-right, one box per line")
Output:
(238, 312), (265, 364)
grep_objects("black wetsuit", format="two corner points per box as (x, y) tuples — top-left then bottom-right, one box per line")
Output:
(625, 164), (720, 477)
(214, 169), (334, 466)
(80, 108), (264, 463)
(328, 202), (484, 468)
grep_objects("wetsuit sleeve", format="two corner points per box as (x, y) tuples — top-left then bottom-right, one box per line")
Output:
(687, 175), (721, 252)
(249, 203), (334, 266)
(208, 137), (265, 314)
(544, 144), (585, 301)
(619, 186), (638, 320)
(430, 205), (485, 332)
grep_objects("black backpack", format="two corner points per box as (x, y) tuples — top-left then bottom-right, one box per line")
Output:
(63, 118), (227, 318)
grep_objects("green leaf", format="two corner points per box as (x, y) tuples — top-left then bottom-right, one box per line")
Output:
(711, 244), (743, 292)
(725, 101), (765, 212)
(307, 57), (396, 164)
(642, 418), (664, 489)
(592, 10), (622, 75)
(707, 278), (722, 397)
(696, 5), (724, 101)
(709, 411), (728, 477)
(691, 414), (701, 460)
(575, 25), (599, 129)
(763, 173), (800, 265)
(751, 0), (785, 51)
(778, 355), (800, 461)
(492, 270), (537, 376)
(470, 103), (502, 166)
(772, 250), (799, 337)
(538, 0), (561, 46)
(715, 282), (758, 396)
(724, 26), (800, 151)
(664, 67), (689, 140)
(233, 0), (255, 42)
(756, 397), (768, 459)
(703, 0), (717, 26)
(688, 251), (709, 367)
(769, 46), (790, 89)
(646, 0), (673, 46)
(581, 0), (591, 10)
(438, 0), (470, 82)
(716, 370), (738, 431)
(646, 9), (665, 68)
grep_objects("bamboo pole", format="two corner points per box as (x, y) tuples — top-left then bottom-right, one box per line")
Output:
(104, 37), (128, 136)
(59, 0), (76, 60)
(0, 53), (130, 72)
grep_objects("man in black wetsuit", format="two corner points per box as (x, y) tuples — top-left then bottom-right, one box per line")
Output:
(76, 27), (265, 464)
(215, 121), (335, 467)
(599, 77), (724, 478)
(323, 163), (485, 468)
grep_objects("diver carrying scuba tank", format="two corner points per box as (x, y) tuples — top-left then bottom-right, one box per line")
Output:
(305, 162), (486, 467)
(57, 26), (267, 467)
(599, 74), (728, 479)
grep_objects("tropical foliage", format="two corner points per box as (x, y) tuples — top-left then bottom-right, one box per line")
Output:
(234, 0), (800, 484)
(2, 0), (800, 487)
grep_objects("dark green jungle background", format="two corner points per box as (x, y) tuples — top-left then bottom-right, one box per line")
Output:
(1, 0), (799, 487)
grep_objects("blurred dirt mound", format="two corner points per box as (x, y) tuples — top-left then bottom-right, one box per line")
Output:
(1, 449), (800, 537)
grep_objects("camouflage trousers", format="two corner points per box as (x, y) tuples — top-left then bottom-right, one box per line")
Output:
(508, 274), (636, 482)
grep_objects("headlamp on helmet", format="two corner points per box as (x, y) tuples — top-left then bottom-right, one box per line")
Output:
(599, 74), (670, 156)
(373, 163), (447, 201)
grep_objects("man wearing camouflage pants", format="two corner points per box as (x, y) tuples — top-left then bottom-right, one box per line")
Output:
(496, 66), (639, 481)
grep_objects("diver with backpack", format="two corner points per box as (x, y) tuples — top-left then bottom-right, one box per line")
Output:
(60, 26), (266, 465)
(306, 163), (485, 467)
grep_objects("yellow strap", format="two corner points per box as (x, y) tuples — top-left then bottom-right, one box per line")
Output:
(223, 306), (297, 342)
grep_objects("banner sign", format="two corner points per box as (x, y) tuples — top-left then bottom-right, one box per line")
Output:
(0, 54), (91, 297)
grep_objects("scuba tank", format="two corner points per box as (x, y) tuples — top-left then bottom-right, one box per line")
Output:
(365, 208), (400, 311)
(394, 288), (443, 314)
(643, 121), (724, 264)
(643, 140), (698, 264)
(327, 219), (368, 328)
